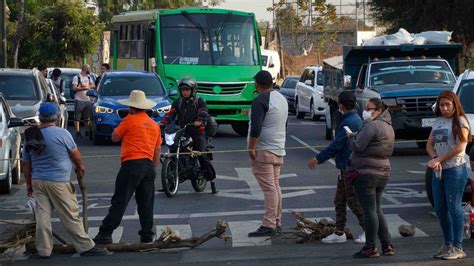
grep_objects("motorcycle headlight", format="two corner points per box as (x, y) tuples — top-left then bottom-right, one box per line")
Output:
(95, 106), (114, 114)
(382, 98), (398, 106)
(156, 105), (171, 114)
(22, 116), (40, 126)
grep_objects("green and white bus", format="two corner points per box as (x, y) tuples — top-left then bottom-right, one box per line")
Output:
(111, 8), (262, 136)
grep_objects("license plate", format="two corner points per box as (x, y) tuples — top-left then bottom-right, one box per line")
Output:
(422, 118), (435, 128)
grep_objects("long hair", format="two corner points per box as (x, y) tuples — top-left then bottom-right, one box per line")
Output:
(435, 90), (471, 143)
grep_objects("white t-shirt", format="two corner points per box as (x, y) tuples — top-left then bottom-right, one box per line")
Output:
(432, 116), (470, 169)
(72, 74), (93, 101)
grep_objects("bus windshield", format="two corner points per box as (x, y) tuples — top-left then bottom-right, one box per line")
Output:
(369, 60), (455, 86)
(161, 13), (259, 66)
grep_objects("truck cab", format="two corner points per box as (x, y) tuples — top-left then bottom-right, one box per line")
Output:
(323, 44), (462, 145)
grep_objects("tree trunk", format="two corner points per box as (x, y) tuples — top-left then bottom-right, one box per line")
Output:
(12, 0), (25, 69)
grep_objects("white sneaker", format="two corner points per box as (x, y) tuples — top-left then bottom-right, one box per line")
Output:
(322, 233), (347, 243)
(354, 232), (366, 244)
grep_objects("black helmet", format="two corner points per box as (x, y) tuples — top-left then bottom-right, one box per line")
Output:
(178, 78), (197, 97)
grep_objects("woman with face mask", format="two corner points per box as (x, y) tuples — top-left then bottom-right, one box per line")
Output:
(426, 91), (471, 260)
(346, 98), (395, 258)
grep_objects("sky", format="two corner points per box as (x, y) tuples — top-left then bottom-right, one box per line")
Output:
(214, 0), (274, 23)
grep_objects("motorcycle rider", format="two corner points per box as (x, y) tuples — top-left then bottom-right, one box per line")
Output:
(161, 78), (218, 194)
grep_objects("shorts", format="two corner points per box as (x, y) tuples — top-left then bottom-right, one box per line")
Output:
(74, 100), (92, 121)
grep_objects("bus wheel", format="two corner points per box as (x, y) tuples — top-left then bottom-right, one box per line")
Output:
(231, 122), (249, 137)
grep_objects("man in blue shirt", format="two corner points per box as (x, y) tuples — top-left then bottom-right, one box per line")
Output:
(307, 91), (365, 244)
(22, 103), (107, 258)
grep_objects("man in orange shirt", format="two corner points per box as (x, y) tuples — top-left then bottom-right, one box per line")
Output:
(93, 90), (161, 244)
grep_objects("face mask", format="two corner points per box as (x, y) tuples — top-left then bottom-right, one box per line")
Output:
(362, 110), (373, 121)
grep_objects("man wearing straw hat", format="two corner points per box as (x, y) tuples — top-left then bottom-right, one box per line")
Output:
(93, 90), (162, 244)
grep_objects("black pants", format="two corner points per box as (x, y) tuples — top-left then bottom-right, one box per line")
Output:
(192, 133), (213, 180)
(99, 159), (156, 239)
(353, 173), (391, 247)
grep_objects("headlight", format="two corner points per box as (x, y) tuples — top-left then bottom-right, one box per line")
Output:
(156, 105), (171, 113)
(382, 98), (397, 106)
(95, 106), (114, 114)
(22, 116), (39, 125)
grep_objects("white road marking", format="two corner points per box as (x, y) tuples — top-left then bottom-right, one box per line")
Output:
(385, 214), (428, 238)
(88, 226), (124, 243)
(156, 224), (192, 240)
(51, 203), (432, 223)
(76, 182), (426, 198)
(289, 135), (336, 166)
(228, 220), (271, 247)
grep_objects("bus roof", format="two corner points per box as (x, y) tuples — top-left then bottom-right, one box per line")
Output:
(111, 7), (255, 23)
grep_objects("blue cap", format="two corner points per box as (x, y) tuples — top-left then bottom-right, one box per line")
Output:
(39, 103), (58, 118)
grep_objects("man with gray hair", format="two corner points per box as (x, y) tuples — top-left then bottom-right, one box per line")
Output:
(72, 64), (95, 138)
(22, 103), (107, 258)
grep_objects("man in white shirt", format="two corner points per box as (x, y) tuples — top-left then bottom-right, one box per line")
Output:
(72, 64), (95, 138)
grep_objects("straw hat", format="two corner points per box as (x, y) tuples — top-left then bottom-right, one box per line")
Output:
(118, 90), (156, 110)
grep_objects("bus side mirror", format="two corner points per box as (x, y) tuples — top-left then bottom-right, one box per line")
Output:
(344, 75), (352, 89)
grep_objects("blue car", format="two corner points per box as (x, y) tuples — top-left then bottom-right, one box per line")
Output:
(89, 71), (172, 145)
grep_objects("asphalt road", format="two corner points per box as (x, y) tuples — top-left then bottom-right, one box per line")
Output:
(1, 114), (473, 265)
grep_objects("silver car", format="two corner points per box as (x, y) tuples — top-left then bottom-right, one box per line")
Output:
(0, 94), (23, 194)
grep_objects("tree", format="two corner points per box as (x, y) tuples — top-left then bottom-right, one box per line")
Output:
(370, 0), (474, 69)
(6, 1), (104, 68)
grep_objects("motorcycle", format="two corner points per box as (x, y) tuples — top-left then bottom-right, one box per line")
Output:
(160, 124), (217, 197)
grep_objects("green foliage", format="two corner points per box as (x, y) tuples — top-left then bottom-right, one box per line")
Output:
(7, 0), (104, 68)
(370, 0), (474, 69)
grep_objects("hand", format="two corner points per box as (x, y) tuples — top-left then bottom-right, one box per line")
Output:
(345, 131), (356, 137)
(82, 85), (90, 90)
(75, 165), (86, 178)
(249, 149), (257, 161)
(308, 158), (319, 170)
(194, 121), (202, 127)
(26, 183), (33, 197)
(427, 158), (441, 170)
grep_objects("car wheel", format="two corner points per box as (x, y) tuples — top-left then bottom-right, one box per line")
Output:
(11, 151), (21, 185)
(310, 101), (320, 121)
(295, 99), (305, 119)
(0, 162), (12, 194)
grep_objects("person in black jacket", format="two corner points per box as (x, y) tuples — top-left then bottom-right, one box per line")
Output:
(161, 78), (217, 193)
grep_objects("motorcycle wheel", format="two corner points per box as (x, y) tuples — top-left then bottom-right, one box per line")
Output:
(192, 164), (215, 192)
(161, 157), (179, 197)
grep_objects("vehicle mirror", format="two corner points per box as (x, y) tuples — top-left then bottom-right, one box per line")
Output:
(86, 89), (98, 97)
(304, 80), (312, 86)
(168, 89), (178, 97)
(8, 117), (24, 128)
(269, 63), (275, 68)
(343, 75), (352, 89)
(59, 96), (67, 104)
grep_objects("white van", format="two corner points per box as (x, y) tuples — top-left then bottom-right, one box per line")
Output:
(261, 49), (281, 82)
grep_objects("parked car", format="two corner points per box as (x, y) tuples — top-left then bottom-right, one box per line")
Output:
(0, 69), (59, 134)
(45, 78), (68, 128)
(47, 68), (97, 121)
(88, 71), (171, 145)
(424, 69), (474, 207)
(0, 94), (24, 194)
(277, 76), (299, 114)
(295, 65), (328, 120)
(261, 49), (281, 83)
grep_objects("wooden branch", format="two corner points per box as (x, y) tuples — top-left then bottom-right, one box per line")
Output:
(51, 220), (227, 254)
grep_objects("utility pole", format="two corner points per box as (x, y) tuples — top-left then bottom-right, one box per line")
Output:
(0, 0), (6, 67)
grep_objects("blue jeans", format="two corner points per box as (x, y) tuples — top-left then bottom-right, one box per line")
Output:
(432, 164), (468, 248)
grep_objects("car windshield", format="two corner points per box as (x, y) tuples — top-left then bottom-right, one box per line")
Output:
(100, 75), (165, 97)
(457, 80), (474, 113)
(161, 13), (259, 66)
(282, 78), (298, 89)
(369, 60), (455, 86)
(0, 75), (39, 100)
(61, 73), (78, 100)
